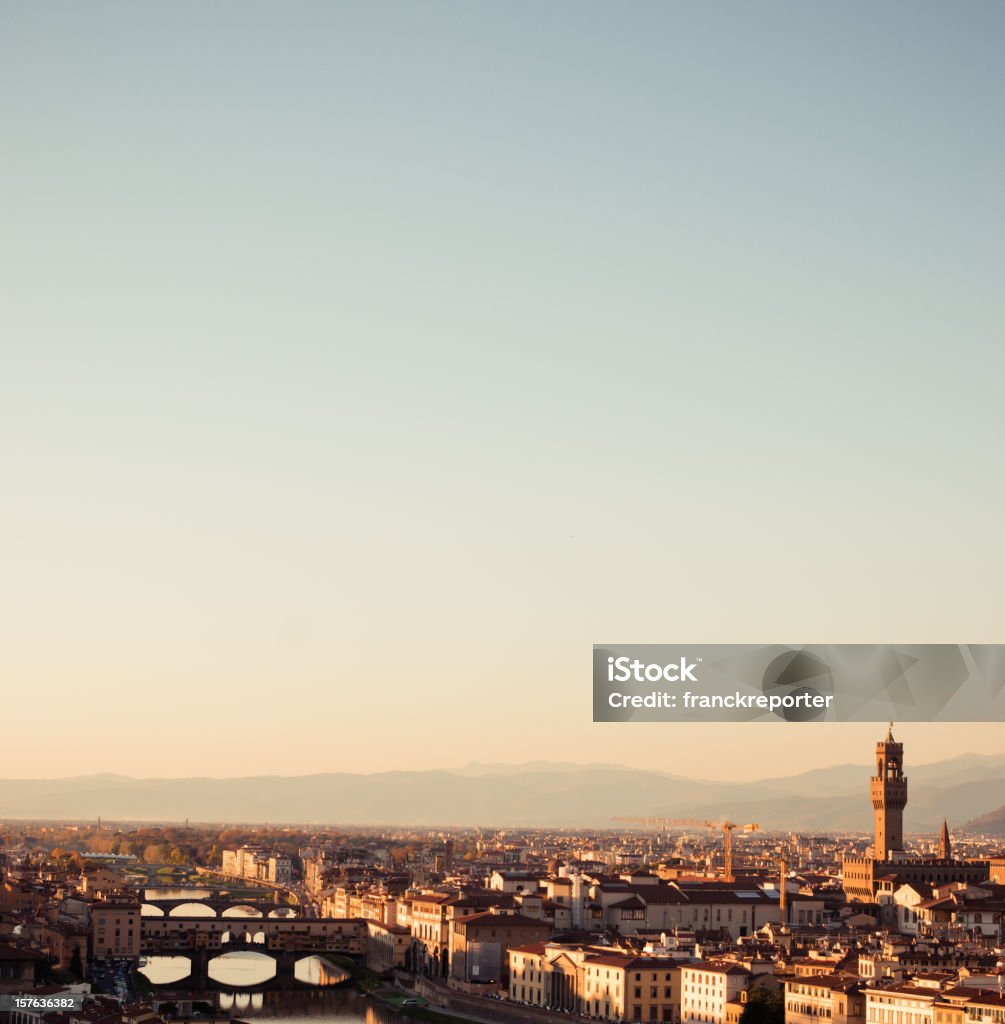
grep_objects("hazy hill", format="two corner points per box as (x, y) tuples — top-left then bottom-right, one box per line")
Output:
(964, 805), (1005, 836)
(2, 755), (1004, 829)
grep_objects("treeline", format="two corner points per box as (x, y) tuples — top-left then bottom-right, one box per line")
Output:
(17, 825), (352, 868)
(4, 825), (474, 873)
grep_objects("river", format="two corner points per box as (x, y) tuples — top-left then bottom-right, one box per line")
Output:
(137, 952), (401, 1024)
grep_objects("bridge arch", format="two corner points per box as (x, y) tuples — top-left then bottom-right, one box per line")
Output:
(225, 929), (266, 945)
(221, 905), (264, 918)
(168, 902), (216, 917)
(140, 904), (165, 917)
(208, 950), (275, 986)
(137, 956), (190, 984)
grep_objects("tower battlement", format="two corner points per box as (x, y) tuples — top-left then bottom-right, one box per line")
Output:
(872, 724), (908, 858)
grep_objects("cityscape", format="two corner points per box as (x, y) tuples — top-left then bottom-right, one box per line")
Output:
(2, 729), (1005, 1024)
(4, 9), (1002, 1024)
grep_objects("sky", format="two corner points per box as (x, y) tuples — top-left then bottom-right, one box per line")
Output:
(2, 2), (1003, 781)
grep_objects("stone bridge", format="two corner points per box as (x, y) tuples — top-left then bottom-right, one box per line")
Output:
(140, 916), (365, 958)
(142, 897), (292, 918)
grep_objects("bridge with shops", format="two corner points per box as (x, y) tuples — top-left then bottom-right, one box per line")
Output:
(140, 915), (365, 960)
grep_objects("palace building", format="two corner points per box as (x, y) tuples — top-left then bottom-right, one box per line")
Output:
(842, 728), (989, 903)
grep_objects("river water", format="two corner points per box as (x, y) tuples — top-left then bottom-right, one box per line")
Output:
(138, 952), (400, 1024)
(145, 888), (215, 900)
(137, 888), (402, 1024)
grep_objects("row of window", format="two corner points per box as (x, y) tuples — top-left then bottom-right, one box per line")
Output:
(965, 1010), (1005, 1024)
(869, 1009), (931, 1024)
(787, 1004), (833, 1017)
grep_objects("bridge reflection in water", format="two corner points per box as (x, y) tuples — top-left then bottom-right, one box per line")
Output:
(140, 952), (350, 988)
(139, 953), (393, 1023)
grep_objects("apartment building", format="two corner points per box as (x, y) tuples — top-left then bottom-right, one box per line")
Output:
(865, 980), (945, 1024)
(680, 961), (751, 1024)
(785, 974), (866, 1024)
(409, 889), (521, 976)
(448, 911), (551, 986)
(220, 847), (291, 884)
(586, 954), (682, 1023)
(91, 893), (141, 960)
(508, 944), (683, 1023)
(365, 920), (411, 972)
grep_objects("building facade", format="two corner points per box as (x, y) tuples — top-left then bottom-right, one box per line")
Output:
(91, 893), (141, 960)
(680, 962), (750, 1024)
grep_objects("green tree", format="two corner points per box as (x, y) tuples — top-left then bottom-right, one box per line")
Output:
(740, 987), (784, 1024)
(69, 946), (84, 980)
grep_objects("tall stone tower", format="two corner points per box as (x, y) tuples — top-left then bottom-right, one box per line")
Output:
(939, 820), (951, 860)
(871, 724), (908, 859)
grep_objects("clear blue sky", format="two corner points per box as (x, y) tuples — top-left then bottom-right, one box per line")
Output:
(2, 1), (1003, 777)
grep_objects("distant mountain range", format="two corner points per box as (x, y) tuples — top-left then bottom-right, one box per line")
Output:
(964, 805), (1005, 836)
(2, 754), (1005, 830)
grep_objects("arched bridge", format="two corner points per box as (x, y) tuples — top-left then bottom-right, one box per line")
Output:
(140, 916), (365, 958)
(142, 898), (294, 918)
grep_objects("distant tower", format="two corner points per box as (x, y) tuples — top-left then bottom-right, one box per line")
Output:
(779, 856), (788, 923)
(871, 724), (908, 859)
(939, 820), (951, 860)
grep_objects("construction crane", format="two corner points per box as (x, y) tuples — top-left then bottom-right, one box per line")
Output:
(779, 855), (789, 923)
(611, 817), (760, 882)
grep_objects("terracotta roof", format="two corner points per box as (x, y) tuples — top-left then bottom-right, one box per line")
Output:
(609, 896), (647, 910)
(683, 961), (750, 976)
(587, 954), (682, 970)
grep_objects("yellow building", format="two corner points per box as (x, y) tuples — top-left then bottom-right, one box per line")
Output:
(79, 868), (124, 895)
(865, 979), (945, 1024)
(680, 961), (751, 1024)
(785, 974), (865, 1024)
(91, 893), (141, 960)
(365, 920), (411, 972)
(508, 944), (682, 1022)
(585, 953), (680, 1023)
